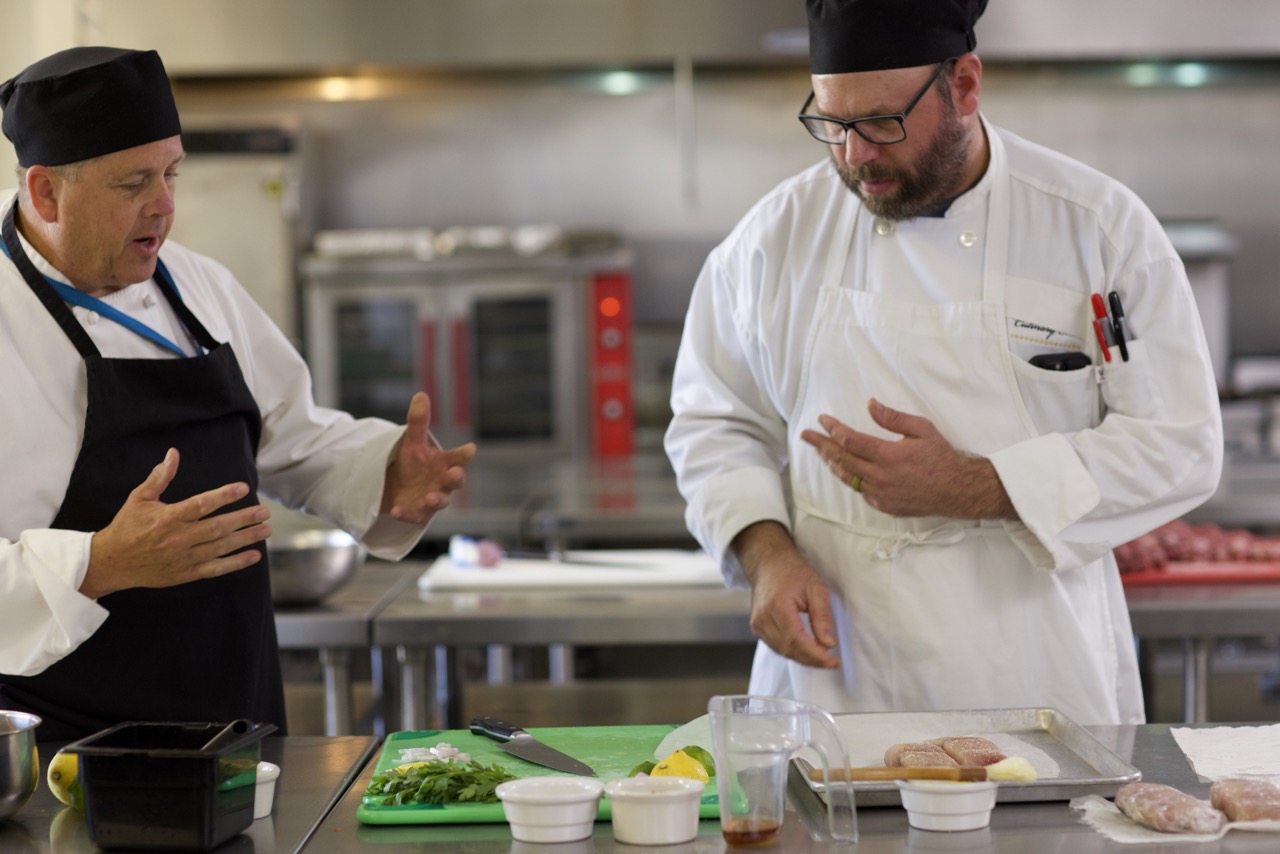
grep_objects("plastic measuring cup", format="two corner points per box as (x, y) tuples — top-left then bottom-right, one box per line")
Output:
(708, 694), (857, 846)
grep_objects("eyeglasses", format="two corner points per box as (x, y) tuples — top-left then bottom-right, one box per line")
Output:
(797, 61), (950, 146)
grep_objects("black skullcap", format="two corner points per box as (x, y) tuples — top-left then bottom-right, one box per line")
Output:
(0, 47), (181, 167)
(807, 0), (989, 74)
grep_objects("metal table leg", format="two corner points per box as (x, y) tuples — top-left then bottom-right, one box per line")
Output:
(398, 645), (430, 731)
(1136, 637), (1157, 722)
(319, 647), (353, 736)
(548, 644), (574, 684)
(487, 645), (513, 684)
(434, 645), (462, 729)
(1184, 638), (1212, 723)
(370, 645), (387, 739)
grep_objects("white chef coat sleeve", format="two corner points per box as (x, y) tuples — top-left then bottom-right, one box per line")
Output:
(664, 249), (793, 588)
(189, 259), (427, 561)
(989, 255), (1223, 571)
(0, 529), (107, 676)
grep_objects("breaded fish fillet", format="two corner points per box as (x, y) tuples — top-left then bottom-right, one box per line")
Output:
(1210, 778), (1280, 822)
(1116, 782), (1225, 834)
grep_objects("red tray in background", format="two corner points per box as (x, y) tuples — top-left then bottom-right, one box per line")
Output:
(1120, 560), (1280, 586)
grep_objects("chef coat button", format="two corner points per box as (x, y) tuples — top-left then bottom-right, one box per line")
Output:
(874, 219), (894, 237)
(143, 294), (157, 309)
(86, 311), (99, 324)
(959, 231), (977, 248)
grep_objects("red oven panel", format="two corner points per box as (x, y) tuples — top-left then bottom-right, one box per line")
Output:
(590, 271), (633, 457)
(418, 319), (438, 409)
(451, 318), (471, 428)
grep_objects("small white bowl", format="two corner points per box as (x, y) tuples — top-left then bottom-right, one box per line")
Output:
(604, 776), (705, 845)
(254, 761), (281, 820)
(496, 776), (604, 843)
(895, 780), (998, 832)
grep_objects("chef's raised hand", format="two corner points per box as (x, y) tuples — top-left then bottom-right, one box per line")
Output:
(800, 398), (1016, 520)
(82, 448), (273, 599)
(381, 392), (477, 525)
(732, 521), (841, 670)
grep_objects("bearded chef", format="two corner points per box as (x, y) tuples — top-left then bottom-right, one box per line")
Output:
(0, 47), (475, 740)
(664, 0), (1222, 725)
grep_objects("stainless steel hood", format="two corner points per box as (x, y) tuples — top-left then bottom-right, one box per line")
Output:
(95, 0), (1280, 76)
(95, 0), (810, 74)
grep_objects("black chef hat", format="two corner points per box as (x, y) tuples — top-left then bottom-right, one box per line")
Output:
(807, 0), (989, 74)
(0, 47), (181, 167)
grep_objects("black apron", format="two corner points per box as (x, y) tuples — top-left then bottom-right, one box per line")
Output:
(0, 206), (286, 741)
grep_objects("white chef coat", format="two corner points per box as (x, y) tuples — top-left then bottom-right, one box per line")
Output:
(0, 192), (425, 677)
(664, 118), (1223, 725)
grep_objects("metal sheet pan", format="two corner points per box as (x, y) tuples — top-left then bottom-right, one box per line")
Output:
(795, 708), (1140, 806)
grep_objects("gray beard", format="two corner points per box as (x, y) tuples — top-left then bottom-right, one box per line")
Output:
(835, 103), (972, 221)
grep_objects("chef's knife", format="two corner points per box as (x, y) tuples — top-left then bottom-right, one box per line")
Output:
(469, 716), (597, 777)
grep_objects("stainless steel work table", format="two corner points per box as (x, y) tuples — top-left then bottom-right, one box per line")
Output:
(302, 723), (1279, 853)
(4, 735), (378, 854)
(413, 451), (698, 549)
(1126, 582), (1280, 723)
(374, 561), (754, 729)
(522, 454), (696, 549)
(274, 563), (418, 735)
(380, 561), (1280, 729)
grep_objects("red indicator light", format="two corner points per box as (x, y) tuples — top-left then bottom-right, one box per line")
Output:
(599, 296), (622, 318)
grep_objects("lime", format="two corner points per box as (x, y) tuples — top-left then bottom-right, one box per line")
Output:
(628, 760), (656, 777)
(651, 749), (711, 784)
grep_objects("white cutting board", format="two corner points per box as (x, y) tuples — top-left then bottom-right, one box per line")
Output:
(417, 549), (725, 590)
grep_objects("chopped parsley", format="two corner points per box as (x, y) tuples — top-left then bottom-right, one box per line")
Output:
(364, 758), (518, 806)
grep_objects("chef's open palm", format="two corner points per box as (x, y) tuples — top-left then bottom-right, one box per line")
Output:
(83, 448), (272, 599)
(381, 392), (476, 525)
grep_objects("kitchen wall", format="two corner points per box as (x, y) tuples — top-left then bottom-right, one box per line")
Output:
(2, 0), (1278, 361)
(167, 62), (1280, 359)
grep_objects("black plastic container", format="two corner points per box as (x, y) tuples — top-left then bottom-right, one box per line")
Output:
(64, 720), (276, 851)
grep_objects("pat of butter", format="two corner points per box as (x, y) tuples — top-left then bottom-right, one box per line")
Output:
(987, 756), (1037, 783)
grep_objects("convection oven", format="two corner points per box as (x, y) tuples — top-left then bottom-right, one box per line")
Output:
(302, 229), (634, 458)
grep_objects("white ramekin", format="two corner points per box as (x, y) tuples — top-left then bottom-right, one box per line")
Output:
(496, 776), (604, 843)
(895, 780), (998, 832)
(604, 775), (706, 845)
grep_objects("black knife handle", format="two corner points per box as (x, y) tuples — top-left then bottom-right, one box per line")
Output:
(470, 716), (528, 742)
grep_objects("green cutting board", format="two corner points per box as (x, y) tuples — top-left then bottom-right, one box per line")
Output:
(356, 726), (720, 825)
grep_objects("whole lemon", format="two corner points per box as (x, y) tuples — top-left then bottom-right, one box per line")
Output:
(47, 750), (84, 812)
(650, 749), (710, 784)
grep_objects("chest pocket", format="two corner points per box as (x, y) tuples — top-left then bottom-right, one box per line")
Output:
(1006, 275), (1099, 434)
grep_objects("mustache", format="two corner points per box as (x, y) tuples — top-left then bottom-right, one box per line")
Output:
(842, 163), (896, 182)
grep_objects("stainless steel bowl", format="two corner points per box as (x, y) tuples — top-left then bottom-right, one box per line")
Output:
(266, 529), (366, 606)
(0, 710), (41, 820)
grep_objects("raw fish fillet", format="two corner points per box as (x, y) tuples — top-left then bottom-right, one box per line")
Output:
(884, 742), (956, 767)
(928, 736), (1006, 767)
(1116, 782), (1225, 834)
(1209, 778), (1280, 822)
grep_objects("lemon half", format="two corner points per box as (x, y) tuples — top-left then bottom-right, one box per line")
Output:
(650, 749), (710, 784)
(47, 750), (84, 812)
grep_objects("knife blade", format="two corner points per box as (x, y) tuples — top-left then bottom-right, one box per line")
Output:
(469, 716), (597, 777)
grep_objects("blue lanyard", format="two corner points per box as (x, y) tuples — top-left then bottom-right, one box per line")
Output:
(1, 241), (195, 358)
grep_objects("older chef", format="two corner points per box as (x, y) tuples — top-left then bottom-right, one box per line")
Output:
(665, 0), (1222, 725)
(0, 47), (474, 740)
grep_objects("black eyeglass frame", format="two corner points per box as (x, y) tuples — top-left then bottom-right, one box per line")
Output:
(797, 60), (952, 146)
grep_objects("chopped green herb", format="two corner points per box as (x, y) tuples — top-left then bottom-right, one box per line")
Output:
(364, 758), (518, 806)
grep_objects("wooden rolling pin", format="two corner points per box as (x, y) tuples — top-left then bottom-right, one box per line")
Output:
(811, 755), (1037, 783)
